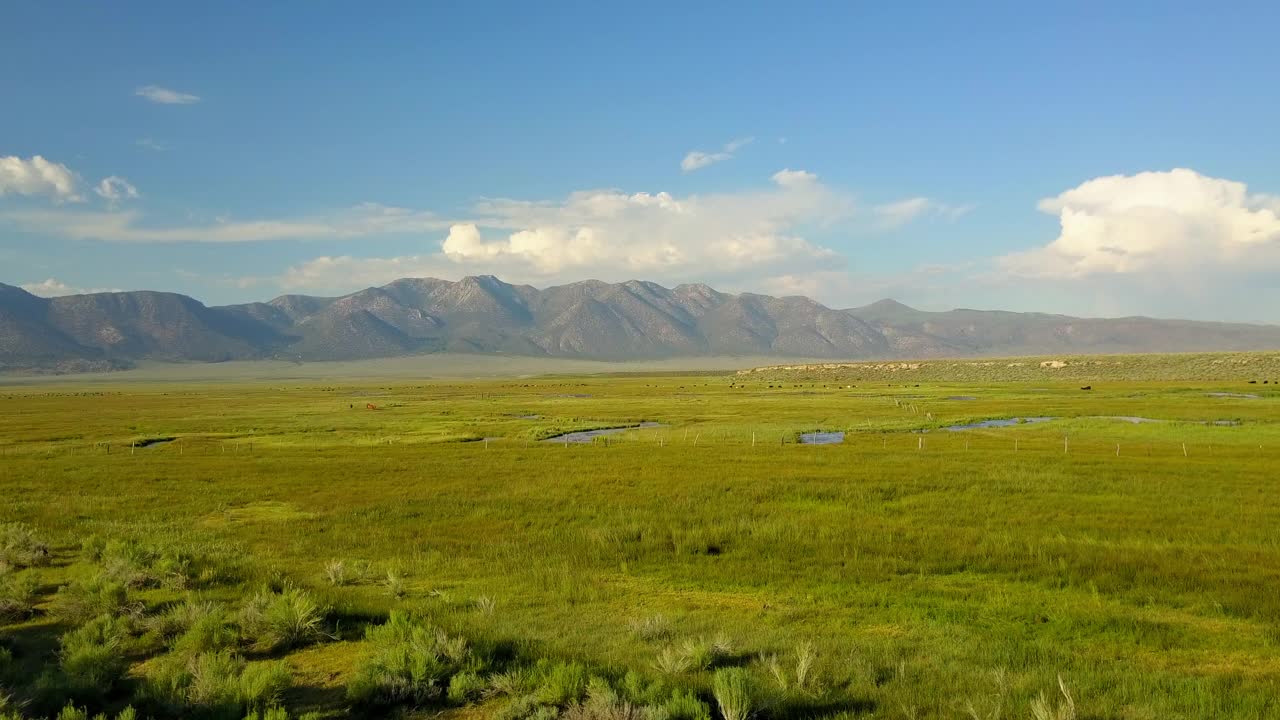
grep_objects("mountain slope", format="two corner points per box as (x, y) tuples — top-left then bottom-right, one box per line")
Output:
(845, 299), (1280, 356)
(2, 278), (1280, 373)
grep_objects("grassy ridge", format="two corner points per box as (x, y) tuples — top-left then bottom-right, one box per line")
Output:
(2, 361), (1279, 718)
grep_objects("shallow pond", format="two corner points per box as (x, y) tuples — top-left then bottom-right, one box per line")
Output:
(543, 421), (663, 443)
(942, 417), (1055, 431)
(799, 431), (845, 445)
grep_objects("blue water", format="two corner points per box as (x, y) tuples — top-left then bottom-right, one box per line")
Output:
(799, 431), (845, 445)
(543, 421), (663, 443)
(942, 417), (1055, 432)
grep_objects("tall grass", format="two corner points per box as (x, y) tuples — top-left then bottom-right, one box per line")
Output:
(1030, 676), (1076, 720)
(712, 668), (755, 720)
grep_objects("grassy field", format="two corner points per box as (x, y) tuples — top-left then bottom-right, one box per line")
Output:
(2, 353), (1279, 719)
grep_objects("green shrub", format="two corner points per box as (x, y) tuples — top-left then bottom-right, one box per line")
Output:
(99, 540), (157, 589)
(144, 651), (290, 718)
(534, 661), (589, 707)
(655, 635), (732, 675)
(0, 572), (38, 621)
(49, 577), (134, 626)
(59, 614), (134, 693)
(147, 599), (237, 657)
(0, 524), (50, 569)
(562, 679), (647, 720)
(711, 668), (755, 720)
(80, 536), (107, 563)
(662, 690), (711, 720)
(447, 670), (487, 704)
(238, 585), (327, 652)
(488, 667), (537, 698)
(54, 704), (89, 720)
(40, 703), (139, 720)
(346, 610), (479, 706)
(383, 569), (406, 599)
(629, 615), (674, 643)
(322, 560), (347, 587)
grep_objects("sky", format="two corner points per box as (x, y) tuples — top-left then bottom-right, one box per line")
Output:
(2, 2), (1279, 322)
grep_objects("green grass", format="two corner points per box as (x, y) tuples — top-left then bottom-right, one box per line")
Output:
(1, 352), (1279, 718)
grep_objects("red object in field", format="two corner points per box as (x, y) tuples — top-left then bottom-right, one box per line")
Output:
(366, 403), (378, 410)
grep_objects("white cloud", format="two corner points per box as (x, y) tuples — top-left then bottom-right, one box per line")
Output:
(135, 85), (201, 105)
(280, 170), (851, 292)
(681, 137), (754, 172)
(0, 203), (447, 244)
(0, 155), (82, 202)
(135, 138), (169, 151)
(95, 176), (140, 203)
(874, 197), (973, 228)
(771, 168), (818, 188)
(19, 278), (119, 297)
(1001, 168), (1280, 278)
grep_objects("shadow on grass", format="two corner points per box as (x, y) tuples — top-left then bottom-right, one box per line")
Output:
(776, 695), (878, 718)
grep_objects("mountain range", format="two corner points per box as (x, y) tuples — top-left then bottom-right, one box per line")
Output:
(2, 276), (1279, 373)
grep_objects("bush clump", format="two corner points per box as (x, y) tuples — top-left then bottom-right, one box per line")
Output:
(49, 577), (136, 626)
(142, 650), (291, 719)
(59, 614), (134, 696)
(0, 572), (39, 621)
(238, 586), (327, 652)
(346, 610), (481, 706)
(0, 524), (50, 569)
(147, 599), (238, 658)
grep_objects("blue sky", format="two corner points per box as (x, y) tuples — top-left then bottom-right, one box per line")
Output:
(3, 2), (1279, 321)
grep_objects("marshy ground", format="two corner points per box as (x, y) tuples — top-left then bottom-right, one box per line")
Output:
(1, 357), (1278, 718)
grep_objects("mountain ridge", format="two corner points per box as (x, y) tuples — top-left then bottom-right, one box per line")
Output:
(2, 276), (1279, 373)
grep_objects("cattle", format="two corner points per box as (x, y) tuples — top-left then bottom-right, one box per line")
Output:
(1080, 385), (1092, 391)
(366, 403), (378, 410)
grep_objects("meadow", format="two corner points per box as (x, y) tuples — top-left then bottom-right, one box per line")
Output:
(2, 352), (1279, 719)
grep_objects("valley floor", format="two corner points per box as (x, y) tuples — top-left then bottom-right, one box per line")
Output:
(2, 364), (1278, 719)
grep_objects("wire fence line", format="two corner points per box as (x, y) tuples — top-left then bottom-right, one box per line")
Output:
(0, 428), (1268, 462)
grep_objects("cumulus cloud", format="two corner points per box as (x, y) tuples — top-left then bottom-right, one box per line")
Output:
(95, 176), (140, 203)
(135, 85), (201, 105)
(0, 203), (447, 244)
(1002, 168), (1280, 278)
(19, 278), (119, 297)
(280, 170), (857, 291)
(0, 155), (81, 202)
(681, 137), (754, 172)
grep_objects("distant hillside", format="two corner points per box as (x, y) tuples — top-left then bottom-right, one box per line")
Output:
(2, 276), (1279, 373)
